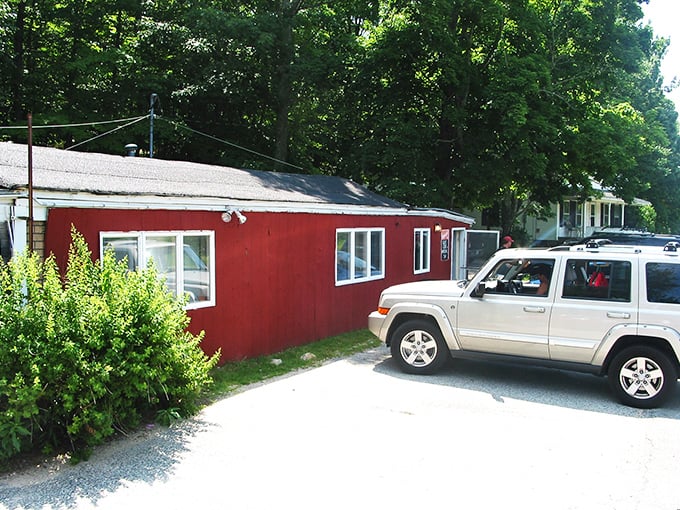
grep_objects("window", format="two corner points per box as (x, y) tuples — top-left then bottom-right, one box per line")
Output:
(611, 204), (623, 227)
(101, 231), (215, 309)
(414, 228), (431, 274)
(480, 258), (555, 296)
(589, 204), (596, 227)
(646, 262), (680, 304)
(561, 201), (582, 229)
(601, 204), (611, 226)
(562, 259), (631, 301)
(336, 228), (384, 285)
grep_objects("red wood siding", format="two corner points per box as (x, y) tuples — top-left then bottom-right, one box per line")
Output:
(44, 208), (467, 362)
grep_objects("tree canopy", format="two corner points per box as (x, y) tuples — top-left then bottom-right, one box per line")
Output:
(1, 0), (678, 232)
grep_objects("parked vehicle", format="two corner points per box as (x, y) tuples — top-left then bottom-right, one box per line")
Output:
(369, 242), (680, 408)
(570, 228), (680, 247)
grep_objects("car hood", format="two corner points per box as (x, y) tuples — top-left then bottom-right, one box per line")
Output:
(382, 279), (467, 298)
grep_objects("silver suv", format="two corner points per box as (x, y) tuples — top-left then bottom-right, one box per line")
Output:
(368, 243), (680, 408)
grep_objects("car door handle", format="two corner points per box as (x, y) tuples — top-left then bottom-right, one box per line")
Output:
(523, 306), (545, 313)
(607, 311), (631, 319)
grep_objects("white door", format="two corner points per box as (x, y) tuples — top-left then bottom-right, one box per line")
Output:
(456, 255), (556, 359)
(451, 228), (466, 280)
(549, 257), (636, 363)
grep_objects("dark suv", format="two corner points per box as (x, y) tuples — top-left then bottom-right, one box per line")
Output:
(573, 229), (680, 247)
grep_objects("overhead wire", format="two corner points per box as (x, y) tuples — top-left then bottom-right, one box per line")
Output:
(0, 114), (304, 171)
(0, 115), (149, 130)
(157, 117), (303, 171)
(65, 115), (150, 150)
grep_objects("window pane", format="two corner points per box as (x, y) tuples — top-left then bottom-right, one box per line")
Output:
(423, 231), (430, 271)
(482, 258), (553, 295)
(102, 236), (139, 270)
(183, 235), (211, 303)
(354, 231), (368, 278)
(146, 236), (178, 297)
(647, 263), (680, 304)
(414, 229), (429, 273)
(336, 231), (351, 281)
(370, 230), (383, 276)
(414, 231), (422, 271)
(563, 259), (630, 301)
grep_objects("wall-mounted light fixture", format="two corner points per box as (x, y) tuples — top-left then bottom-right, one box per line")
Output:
(222, 208), (247, 224)
(434, 223), (442, 232)
(234, 210), (247, 224)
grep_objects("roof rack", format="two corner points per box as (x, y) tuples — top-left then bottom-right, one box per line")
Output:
(569, 243), (642, 253)
(585, 239), (612, 249)
(561, 241), (680, 256)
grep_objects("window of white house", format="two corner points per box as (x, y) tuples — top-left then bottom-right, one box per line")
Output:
(561, 201), (583, 229)
(335, 228), (385, 285)
(100, 231), (215, 309)
(589, 204), (597, 227)
(601, 203), (611, 226)
(414, 228), (431, 274)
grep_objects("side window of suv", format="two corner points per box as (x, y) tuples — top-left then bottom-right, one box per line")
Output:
(646, 262), (680, 304)
(481, 258), (554, 296)
(562, 259), (631, 301)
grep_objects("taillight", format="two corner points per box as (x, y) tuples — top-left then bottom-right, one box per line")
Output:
(378, 306), (390, 315)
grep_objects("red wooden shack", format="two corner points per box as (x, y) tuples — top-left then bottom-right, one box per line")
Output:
(0, 142), (473, 361)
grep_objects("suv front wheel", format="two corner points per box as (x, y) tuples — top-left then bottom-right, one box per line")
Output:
(608, 346), (677, 409)
(390, 319), (449, 375)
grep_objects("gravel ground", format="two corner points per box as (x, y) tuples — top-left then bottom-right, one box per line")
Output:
(2, 347), (680, 510)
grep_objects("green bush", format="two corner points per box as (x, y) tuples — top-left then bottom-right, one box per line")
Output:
(0, 230), (219, 461)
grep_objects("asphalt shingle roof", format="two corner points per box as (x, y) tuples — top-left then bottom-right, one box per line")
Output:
(0, 142), (405, 208)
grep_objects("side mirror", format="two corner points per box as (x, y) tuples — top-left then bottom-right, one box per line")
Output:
(471, 282), (486, 298)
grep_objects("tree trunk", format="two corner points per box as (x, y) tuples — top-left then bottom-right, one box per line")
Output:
(273, 0), (297, 168)
(11, 0), (26, 121)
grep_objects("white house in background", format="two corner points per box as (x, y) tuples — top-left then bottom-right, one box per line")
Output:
(470, 180), (651, 247)
(530, 181), (651, 245)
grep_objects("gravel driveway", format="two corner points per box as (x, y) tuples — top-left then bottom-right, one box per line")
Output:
(2, 347), (680, 510)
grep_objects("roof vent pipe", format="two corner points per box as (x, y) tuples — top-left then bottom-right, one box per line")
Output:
(124, 143), (138, 157)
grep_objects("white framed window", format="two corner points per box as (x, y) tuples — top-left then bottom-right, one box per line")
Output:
(335, 228), (385, 285)
(100, 230), (215, 309)
(414, 228), (431, 274)
(562, 200), (583, 229)
(589, 204), (597, 227)
(601, 203), (611, 226)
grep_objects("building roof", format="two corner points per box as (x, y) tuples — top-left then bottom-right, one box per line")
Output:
(590, 180), (651, 207)
(0, 142), (405, 208)
(0, 142), (474, 224)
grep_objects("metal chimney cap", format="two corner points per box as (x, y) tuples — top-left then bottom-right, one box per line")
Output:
(124, 143), (138, 157)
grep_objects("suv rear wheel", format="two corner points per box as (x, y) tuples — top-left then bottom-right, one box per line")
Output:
(608, 346), (677, 409)
(390, 319), (449, 375)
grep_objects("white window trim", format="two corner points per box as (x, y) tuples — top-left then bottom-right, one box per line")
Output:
(413, 228), (431, 274)
(335, 227), (385, 286)
(100, 230), (216, 310)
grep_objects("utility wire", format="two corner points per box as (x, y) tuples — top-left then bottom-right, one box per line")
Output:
(158, 117), (304, 171)
(1, 113), (304, 171)
(0, 115), (149, 130)
(66, 115), (150, 150)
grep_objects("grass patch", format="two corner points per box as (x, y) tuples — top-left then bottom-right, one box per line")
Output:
(206, 329), (380, 400)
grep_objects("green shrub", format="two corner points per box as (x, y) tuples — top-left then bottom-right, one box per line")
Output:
(0, 230), (219, 461)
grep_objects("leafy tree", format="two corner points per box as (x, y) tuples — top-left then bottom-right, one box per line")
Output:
(0, 0), (678, 233)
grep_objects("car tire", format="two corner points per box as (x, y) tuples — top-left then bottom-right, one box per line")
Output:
(608, 346), (677, 409)
(390, 319), (449, 375)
